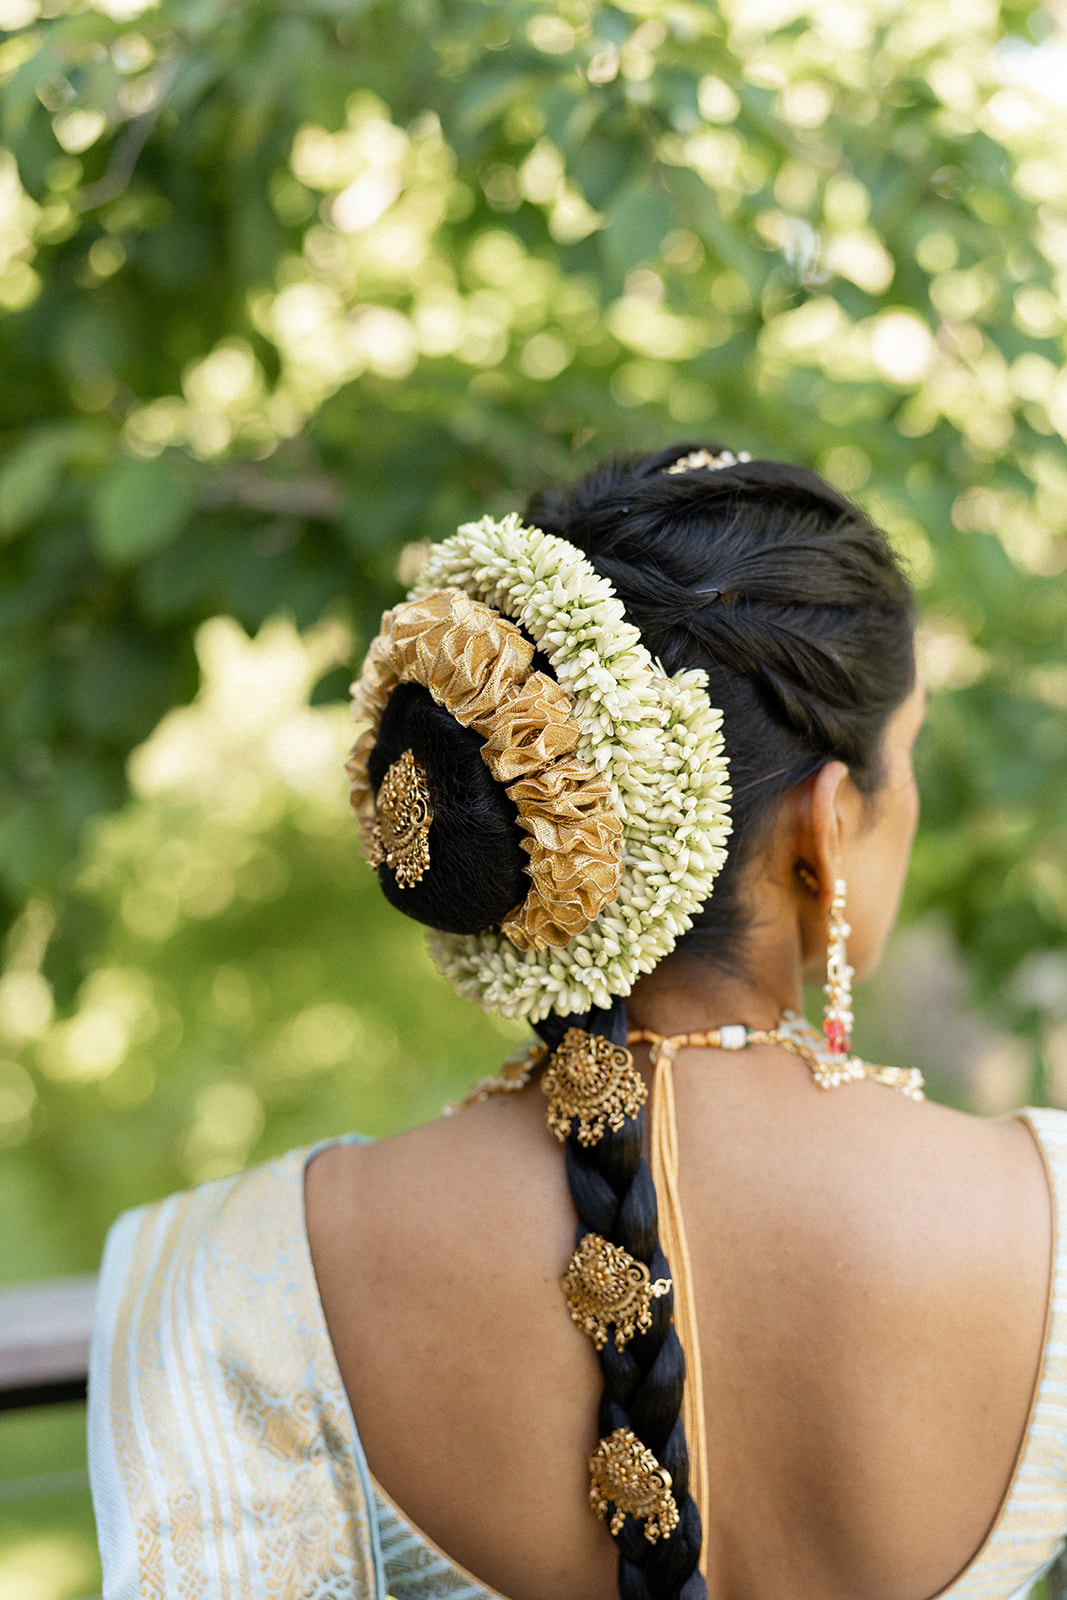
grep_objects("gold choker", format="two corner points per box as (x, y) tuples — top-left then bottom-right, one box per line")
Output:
(628, 1010), (924, 1100)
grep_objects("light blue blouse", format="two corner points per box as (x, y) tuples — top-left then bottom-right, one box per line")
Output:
(88, 1112), (1067, 1600)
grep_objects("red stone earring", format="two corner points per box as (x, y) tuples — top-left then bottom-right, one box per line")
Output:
(823, 878), (854, 1057)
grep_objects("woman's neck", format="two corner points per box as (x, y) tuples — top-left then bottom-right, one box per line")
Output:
(626, 951), (803, 1038)
(625, 842), (824, 1038)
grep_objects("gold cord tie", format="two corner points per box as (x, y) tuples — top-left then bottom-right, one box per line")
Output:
(646, 1034), (710, 1582)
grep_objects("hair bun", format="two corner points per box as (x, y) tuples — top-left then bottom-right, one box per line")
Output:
(367, 683), (528, 935)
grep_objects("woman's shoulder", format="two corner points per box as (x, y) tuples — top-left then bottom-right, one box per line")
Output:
(895, 1097), (1064, 1281)
(832, 1091), (1055, 1309)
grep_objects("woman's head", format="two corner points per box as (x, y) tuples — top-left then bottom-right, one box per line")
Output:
(524, 442), (918, 977)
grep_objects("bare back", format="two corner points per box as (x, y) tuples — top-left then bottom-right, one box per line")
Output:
(306, 1044), (1051, 1600)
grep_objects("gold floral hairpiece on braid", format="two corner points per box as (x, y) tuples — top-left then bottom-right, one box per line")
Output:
(347, 588), (622, 950)
(590, 1428), (680, 1543)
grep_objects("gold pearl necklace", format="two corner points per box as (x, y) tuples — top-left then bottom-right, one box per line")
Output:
(628, 1009), (925, 1100)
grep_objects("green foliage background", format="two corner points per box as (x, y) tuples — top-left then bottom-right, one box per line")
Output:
(1, 0), (1067, 1588)
(2, 0), (1067, 1258)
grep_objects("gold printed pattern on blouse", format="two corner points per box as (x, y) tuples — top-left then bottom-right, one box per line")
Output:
(100, 1154), (380, 1600)
(347, 589), (622, 950)
(589, 1427), (679, 1543)
(366, 748), (434, 888)
(561, 1232), (672, 1351)
(542, 1028), (647, 1145)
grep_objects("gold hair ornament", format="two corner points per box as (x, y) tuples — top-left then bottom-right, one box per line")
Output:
(541, 1028), (647, 1145)
(365, 748), (434, 888)
(347, 588), (622, 951)
(561, 1233), (671, 1352)
(589, 1428), (679, 1543)
(665, 448), (752, 475)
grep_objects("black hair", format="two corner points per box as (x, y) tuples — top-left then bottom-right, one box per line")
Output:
(526, 444), (916, 972)
(360, 444), (916, 1600)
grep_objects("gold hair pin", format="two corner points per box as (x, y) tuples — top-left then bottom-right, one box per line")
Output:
(589, 1428), (679, 1543)
(561, 1233), (671, 1351)
(366, 747), (434, 888)
(542, 1028), (647, 1145)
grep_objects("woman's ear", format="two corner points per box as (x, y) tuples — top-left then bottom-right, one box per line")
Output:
(798, 760), (850, 911)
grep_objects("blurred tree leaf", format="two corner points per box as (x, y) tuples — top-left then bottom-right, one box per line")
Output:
(0, 431), (66, 540)
(89, 458), (192, 566)
(0, 0), (1063, 1187)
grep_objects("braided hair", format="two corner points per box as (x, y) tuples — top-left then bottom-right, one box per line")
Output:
(363, 444), (916, 1600)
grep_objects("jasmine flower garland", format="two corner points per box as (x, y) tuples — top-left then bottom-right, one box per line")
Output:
(404, 514), (733, 1021)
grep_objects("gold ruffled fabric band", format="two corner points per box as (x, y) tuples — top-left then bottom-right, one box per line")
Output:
(347, 588), (623, 951)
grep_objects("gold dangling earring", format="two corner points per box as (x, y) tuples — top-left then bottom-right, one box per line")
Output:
(823, 877), (853, 1057)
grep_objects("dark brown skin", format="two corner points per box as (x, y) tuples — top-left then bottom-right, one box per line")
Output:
(307, 683), (1052, 1600)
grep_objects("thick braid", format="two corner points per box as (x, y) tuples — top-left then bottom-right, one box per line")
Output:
(537, 1005), (707, 1600)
